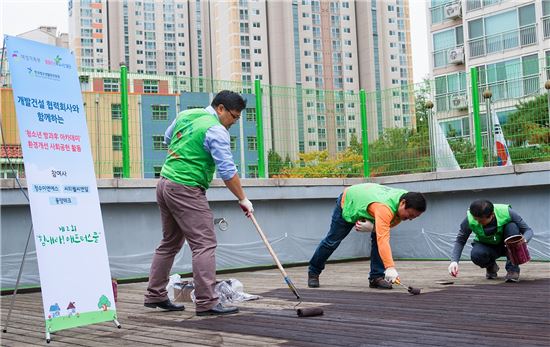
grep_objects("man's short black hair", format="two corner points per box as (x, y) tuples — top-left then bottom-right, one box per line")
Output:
(399, 192), (427, 212)
(469, 200), (494, 218)
(211, 90), (247, 112)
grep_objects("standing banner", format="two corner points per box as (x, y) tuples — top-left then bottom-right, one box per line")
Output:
(492, 110), (512, 166)
(5, 36), (117, 334)
(431, 113), (460, 172)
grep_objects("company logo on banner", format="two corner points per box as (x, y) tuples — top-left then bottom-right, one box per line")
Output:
(6, 36), (116, 333)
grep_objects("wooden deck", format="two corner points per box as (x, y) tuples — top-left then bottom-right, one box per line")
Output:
(1, 260), (549, 346)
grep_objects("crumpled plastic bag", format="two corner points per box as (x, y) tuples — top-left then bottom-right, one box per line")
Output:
(189, 278), (260, 304)
(166, 273), (181, 301)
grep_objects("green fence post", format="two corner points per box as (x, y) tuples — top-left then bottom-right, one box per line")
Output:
(254, 79), (266, 178)
(359, 89), (370, 177)
(120, 64), (130, 178)
(470, 67), (484, 168)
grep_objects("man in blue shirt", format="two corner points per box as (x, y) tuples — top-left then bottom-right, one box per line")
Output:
(144, 91), (254, 316)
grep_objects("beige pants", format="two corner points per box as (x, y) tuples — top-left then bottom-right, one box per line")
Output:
(144, 177), (218, 311)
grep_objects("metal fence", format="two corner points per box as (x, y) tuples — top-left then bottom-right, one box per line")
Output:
(1, 57), (549, 179)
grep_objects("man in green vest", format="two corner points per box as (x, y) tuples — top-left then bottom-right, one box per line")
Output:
(448, 200), (533, 282)
(144, 91), (254, 315)
(308, 183), (427, 289)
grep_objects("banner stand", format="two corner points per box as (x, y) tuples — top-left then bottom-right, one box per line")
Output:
(3, 36), (121, 343)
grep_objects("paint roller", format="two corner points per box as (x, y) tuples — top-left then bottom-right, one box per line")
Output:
(249, 214), (324, 318)
(394, 278), (421, 295)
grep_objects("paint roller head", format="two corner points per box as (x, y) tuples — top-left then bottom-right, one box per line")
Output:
(407, 286), (421, 295)
(296, 307), (324, 317)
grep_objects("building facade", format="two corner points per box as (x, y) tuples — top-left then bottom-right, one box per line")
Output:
(428, 0), (550, 139)
(68, 0), (415, 159)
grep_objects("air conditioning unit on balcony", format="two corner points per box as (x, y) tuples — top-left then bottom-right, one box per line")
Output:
(444, 3), (462, 19)
(448, 47), (464, 65)
(451, 94), (468, 110)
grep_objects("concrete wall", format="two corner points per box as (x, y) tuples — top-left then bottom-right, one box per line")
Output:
(1, 162), (549, 288)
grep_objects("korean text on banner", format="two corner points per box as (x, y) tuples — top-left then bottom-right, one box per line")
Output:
(5, 35), (116, 333)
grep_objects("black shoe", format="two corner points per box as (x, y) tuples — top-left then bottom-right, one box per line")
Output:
(485, 263), (499, 279)
(144, 299), (185, 311)
(196, 303), (239, 316)
(308, 273), (320, 288)
(369, 277), (393, 289)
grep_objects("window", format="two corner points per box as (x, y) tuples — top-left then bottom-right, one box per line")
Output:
(152, 105), (169, 120)
(245, 108), (256, 122)
(113, 166), (123, 178)
(153, 166), (162, 178)
(230, 136), (237, 151)
(247, 136), (257, 150)
(103, 78), (119, 92)
(240, 36), (250, 46)
(434, 72), (467, 111)
(143, 80), (158, 93)
(112, 135), (122, 150)
(111, 104), (122, 120)
(433, 26), (463, 67)
(153, 135), (168, 151)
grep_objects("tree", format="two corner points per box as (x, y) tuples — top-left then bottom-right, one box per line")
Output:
(348, 134), (362, 155)
(97, 295), (111, 311)
(503, 94), (549, 146)
(267, 149), (283, 177)
(414, 79), (432, 134)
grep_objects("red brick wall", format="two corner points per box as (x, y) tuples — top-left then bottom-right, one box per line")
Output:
(93, 78), (103, 92)
(134, 79), (143, 93)
(159, 80), (169, 94)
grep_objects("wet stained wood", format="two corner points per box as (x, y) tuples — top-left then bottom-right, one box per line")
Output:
(1, 260), (549, 346)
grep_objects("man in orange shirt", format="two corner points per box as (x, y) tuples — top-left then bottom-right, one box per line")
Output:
(308, 183), (427, 289)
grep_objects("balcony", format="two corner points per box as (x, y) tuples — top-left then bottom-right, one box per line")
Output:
(478, 74), (539, 101)
(432, 45), (464, 69)
(468, 24), (537, 58)
(466, 0), (504, 12)
(430, 1), (455, 24)
(434, 91), (468, 113)
(543, 15), (550, 39)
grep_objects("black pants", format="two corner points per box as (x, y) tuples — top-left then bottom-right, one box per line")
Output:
(470, 222), (521, 272)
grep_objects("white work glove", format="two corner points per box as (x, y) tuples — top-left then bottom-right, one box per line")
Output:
(384, 267), (399, 283)
(238, 198), (254, 217)
(355, 219), (374, 232)
(448, 261), (459, 277)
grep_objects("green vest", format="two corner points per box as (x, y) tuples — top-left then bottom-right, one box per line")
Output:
(467, 204), (512, 245)
(160, 109), (221, 189)
(341, 183), (408, 223)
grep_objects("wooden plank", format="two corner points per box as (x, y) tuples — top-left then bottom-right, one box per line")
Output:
(1, 260), (548, 346)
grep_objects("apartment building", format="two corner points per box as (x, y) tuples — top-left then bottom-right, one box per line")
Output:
(428, 0), (550, 139)
(69, 0), (414, 159)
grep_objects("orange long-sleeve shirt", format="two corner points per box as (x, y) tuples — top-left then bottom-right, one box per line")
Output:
(366, 202), (401, 269)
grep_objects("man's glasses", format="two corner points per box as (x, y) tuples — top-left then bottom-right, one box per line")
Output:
(223, 105), (241, 120)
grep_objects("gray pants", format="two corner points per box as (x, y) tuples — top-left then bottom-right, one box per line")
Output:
(144, 177), (218, 311)
(470, 222), (521, 272)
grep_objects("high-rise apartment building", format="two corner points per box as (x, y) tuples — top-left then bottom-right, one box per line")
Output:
(69, 0), (414, 158)
(428, 0), (550, 139)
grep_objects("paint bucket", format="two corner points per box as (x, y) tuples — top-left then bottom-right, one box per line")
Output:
(504, 235), (530, 265)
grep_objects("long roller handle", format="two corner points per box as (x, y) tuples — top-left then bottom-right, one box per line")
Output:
(249, 214), (301, 299)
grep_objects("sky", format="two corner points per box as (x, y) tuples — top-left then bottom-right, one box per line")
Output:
(1, 0), (430, 82)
